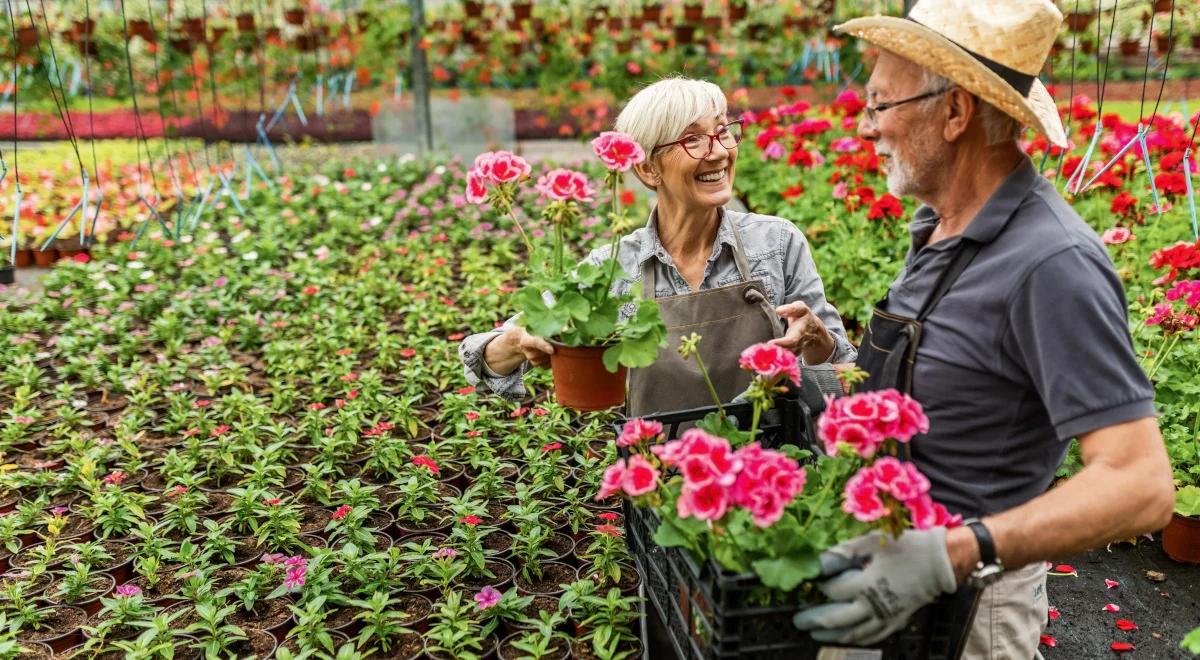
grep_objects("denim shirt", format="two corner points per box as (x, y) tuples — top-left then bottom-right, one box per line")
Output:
(458, 207), (857, 398)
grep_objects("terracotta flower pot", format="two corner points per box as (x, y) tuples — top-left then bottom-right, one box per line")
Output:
(32, 249), (58, 267)
(1120, 39), (1140, 55)
(1163, 513), (1200, 564)
(284, 8), (306, 25)
(15, 249), (32, 267)
(548, 342), (627, 412)
(235, 14), (255, 32)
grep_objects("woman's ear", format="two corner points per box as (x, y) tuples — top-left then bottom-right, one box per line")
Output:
(632, 160), (659, 190)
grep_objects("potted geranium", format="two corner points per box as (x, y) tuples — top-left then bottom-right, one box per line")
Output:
(1163, 485), (1200, 564)
(465, 135), (666, 412)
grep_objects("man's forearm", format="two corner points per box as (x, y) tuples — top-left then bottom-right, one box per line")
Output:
(947, 417), (1174, 581)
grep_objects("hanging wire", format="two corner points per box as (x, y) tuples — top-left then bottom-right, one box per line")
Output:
(160, 0), (201, 184)
(26, 0), (86, 178)
(1147, 0), (1176, 124)
(179, 7), (215, 175)
(1055, 0), (1082, 180)
(254, 0), (268, 111)
(199, 0), (231, 166)
(81, 0), (102, 242)
(118, 0), (160, 197)
(1092, 0), (1118, 120)
(4, 0), (21, 263)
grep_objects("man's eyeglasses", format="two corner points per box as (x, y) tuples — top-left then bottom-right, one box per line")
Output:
(653, 120), (744, 160)
(864, 87), (952, 124)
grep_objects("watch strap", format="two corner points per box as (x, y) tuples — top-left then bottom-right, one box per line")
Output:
(966, 519), (996, 566)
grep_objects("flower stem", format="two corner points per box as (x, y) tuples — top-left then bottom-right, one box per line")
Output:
(1146, 334), (1179, 380)
(748, 402), (762, 445)
(692, 351), (725, 417)
(505, 206), (535, 259)
(602, 172), (623, 302)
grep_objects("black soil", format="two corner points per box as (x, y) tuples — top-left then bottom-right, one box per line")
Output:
(1042, 538), (1200, 659)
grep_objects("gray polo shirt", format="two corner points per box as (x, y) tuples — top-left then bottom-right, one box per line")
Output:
(882, 157), (1156, 518)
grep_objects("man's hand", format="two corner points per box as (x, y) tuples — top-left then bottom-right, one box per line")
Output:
(793, 528), (957, 645)
(771, 301), (835, 364)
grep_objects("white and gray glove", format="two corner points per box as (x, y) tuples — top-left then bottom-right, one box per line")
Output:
(792, 528), (957, 645)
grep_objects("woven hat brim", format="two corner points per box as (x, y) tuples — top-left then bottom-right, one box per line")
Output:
(834, 16), (1067, 148)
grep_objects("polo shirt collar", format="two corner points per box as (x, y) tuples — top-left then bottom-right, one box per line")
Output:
(907, 156), (1039, 248)
(636, 206), (737, 267)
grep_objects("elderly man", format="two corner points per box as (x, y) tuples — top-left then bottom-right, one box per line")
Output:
(793, 0), (1175, 656)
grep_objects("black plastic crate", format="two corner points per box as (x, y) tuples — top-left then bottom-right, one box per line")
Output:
(624, 501), (961, 660)
(618, 377), (966, 659)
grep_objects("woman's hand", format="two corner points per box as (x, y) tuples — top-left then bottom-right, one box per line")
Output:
(770, 301), (836, 365)
(483, 326), (555, 376)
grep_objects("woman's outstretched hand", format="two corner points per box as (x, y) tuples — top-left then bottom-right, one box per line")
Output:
(771, 301), (836, 365)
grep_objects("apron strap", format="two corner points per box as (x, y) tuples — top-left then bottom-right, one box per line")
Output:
(641, 257), (656, 301)
(726, 210), (755, 282)
(917, 239), (982, 321)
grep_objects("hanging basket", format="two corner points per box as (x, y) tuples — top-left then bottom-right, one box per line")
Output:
(17, 25), (38, 47)
(235, 14), (255, 33)
(129, 19), (155, 41)
(512, 2), (533, 21)
(1065, 12), (1094, 33)
(169, 36), (196, 54)
(284, 8), (306, 25)
(181, 17), (205, 40)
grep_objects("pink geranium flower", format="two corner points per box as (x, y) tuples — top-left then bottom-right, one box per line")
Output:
(591, 131), (646, 171)
(738, 342), (802, 386)
(617, 418), (663, 448)
(676, 481), (730, 521)
(596, 459), (626, 500)
(819, 389), (928, 458)
(474, 151), (530, 184)
(535, 168), (596, 203)
(842, 466), (890, 522)
(465, 168), (489, 204)
(621, 454), (659, 496)
(115, 584), (141, 597)
(433, 547), (458, 560)
(284, 566), (306, 590)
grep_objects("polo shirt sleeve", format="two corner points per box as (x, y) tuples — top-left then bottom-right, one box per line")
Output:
(1001, 245), (1156, 440)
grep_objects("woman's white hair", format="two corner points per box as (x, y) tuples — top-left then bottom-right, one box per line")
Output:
(615, 77), (728, 171)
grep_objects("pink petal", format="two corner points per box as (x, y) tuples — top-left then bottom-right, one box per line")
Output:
(1048, 605), (1061, 621)
(1102, 603), (1121, 612)
(1111, 641), (1135, 652)
(1039, 634), (1057, 648)
(1115, 619), (1138, 631)
(1105, 578), (1120, 589)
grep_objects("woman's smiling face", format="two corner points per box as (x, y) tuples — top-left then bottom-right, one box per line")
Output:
(651, 115), (740, 213)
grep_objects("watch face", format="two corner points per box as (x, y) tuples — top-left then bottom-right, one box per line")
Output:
(971, 563), (1005, 588)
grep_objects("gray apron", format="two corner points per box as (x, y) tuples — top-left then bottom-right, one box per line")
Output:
(627, 220), (783, 418)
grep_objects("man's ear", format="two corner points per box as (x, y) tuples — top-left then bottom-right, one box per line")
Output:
(943, 88), (976, 143)
(632, 160), (659, 190)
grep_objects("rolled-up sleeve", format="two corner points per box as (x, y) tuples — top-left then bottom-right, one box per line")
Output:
(780, 223), (858, 364)
(459, 314), (530, 399)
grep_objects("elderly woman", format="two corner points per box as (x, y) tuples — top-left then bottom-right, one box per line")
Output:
(460, 77), (855, 416)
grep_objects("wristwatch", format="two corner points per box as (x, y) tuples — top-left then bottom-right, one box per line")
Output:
(964, 518), (1005, 589)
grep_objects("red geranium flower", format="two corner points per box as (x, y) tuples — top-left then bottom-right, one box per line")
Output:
(332, 505), (352, 520)
(458, 515), (482, 525)
(867, 193), (904, 220)
(412, 455), (440, 475)
(1110, 191), (1138, 217)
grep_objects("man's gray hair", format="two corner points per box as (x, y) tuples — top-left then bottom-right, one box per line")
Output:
(615, 77), (728, 170)
(919, 68), (1022, 146)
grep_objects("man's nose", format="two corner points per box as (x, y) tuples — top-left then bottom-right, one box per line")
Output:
(858, 113), (879, 142)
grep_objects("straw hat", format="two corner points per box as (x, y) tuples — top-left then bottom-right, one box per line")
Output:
(835, 0), (1067, 147)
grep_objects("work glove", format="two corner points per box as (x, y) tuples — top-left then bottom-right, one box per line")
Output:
(792, 527), (957, 645)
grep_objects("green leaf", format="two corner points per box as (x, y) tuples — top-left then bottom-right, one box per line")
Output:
(751, 554), (821, 591)
(556, 291), (591, 322)
(603, 331), (663, 371)
(1176, 485), (1200, 517)
(1182, 626), (1200, 654)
